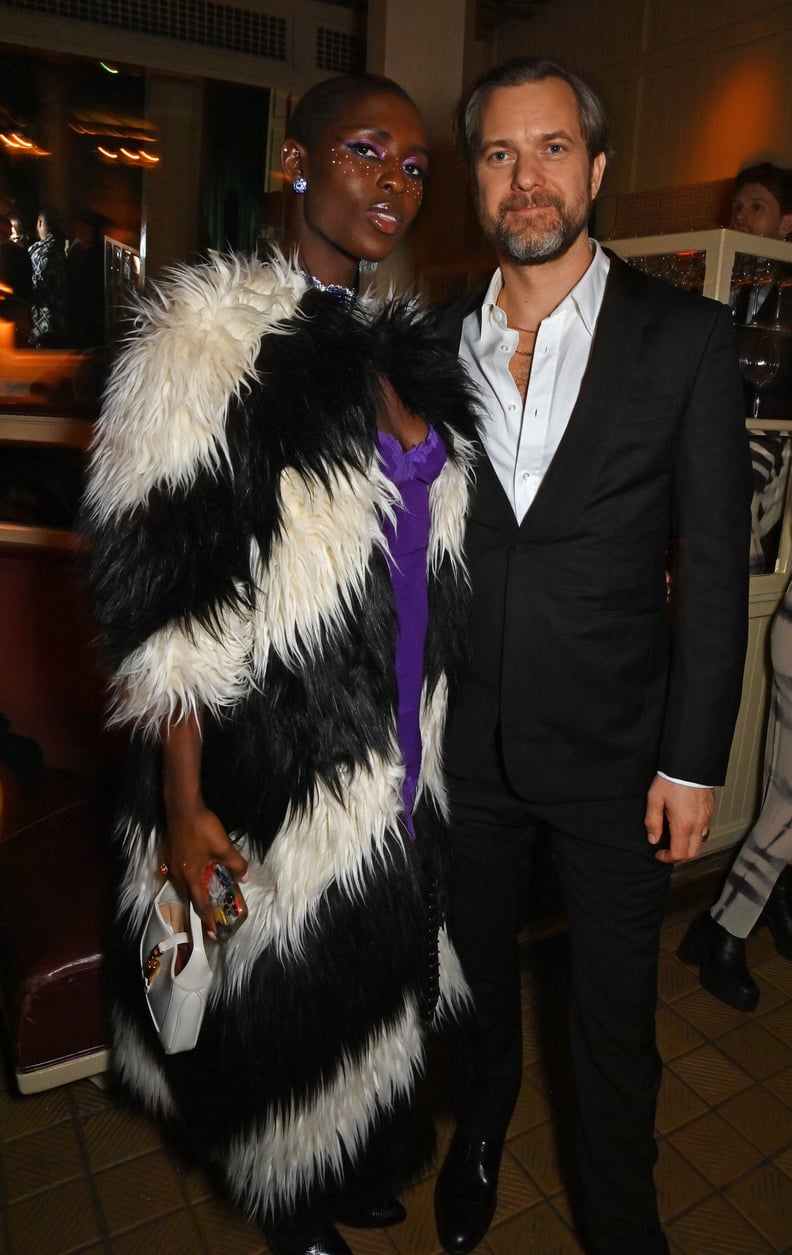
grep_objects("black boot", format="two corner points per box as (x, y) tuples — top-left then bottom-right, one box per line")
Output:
(434, 1132), (504, 1254)
(331, 1190), (406, 1229)
(264, 1213), (353, 1255)
(677, 911), (759, 1011)
(763, 864), (792, 959)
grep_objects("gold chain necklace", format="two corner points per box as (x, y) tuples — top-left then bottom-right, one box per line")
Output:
(497, 290), (539, 357)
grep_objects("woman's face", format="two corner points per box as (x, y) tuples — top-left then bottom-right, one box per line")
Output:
(285, 89), (429, 283)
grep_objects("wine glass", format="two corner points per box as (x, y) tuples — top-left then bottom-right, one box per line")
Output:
(747, 257), (779, 326)
(738, 329), (781, 418)
(730, 252), (757, 322)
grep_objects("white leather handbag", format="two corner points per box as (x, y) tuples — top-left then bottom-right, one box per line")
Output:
(140, 881), (215, 1054)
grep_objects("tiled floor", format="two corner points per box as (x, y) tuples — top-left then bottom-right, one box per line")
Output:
(1, 887), (791, 1254)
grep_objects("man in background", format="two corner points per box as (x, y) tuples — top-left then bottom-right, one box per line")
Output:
(729, 161), (792, 243)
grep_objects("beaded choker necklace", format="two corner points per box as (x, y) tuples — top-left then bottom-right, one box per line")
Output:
(305, 273), (356, 309)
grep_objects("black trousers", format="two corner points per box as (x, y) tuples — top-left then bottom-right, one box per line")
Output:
(445, 740), (671, 1255)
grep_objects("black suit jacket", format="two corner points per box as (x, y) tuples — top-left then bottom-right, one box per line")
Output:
(439, 254), (752, 801)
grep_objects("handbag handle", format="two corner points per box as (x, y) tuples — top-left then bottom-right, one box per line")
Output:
(188, 902), (209, 956)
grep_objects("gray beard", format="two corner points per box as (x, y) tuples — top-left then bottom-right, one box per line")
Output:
(488, 193), (591, 265)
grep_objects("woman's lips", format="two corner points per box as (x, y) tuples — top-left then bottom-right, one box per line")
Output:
(368, 206), (401, 235)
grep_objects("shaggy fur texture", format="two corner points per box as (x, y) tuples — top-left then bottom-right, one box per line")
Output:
(85, 252), (479, 1224)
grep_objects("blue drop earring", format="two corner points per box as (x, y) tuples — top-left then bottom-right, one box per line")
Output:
(293, 176), (307, 195)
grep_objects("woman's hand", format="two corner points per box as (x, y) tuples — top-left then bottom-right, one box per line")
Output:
(162, 803), (248, 933)
(160, 709), (248, 934)
(378, 377), (428, 450)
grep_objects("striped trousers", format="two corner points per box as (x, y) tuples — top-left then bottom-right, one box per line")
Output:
(713, 581), (792, 937)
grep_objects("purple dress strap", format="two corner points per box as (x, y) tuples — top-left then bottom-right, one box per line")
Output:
(378, 425), (447, 837)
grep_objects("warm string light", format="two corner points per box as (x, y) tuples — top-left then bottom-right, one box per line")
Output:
(71, 122), (152, 140)
(1, 129), (158, 164)
(96, 144), (159, 165)
(70, 115), (158, 166)
(0, 132), (50, 156)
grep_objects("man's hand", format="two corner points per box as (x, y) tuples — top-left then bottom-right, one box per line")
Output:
(645, 775), (715, 864)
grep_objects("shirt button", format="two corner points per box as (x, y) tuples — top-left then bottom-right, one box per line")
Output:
(508, 404), (517, 412)
(500, 344), (510, 352)
(522, 471), (532, 482)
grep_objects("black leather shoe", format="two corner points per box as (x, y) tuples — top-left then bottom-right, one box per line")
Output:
(677, 911), (759, 1011)
(762, 865), (792, 959)
(331, 1191), (406, 1229)
(265, 1215), (353, 1255)
(434, 1132), (504, 1254)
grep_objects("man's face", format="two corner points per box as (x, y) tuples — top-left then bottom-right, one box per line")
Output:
(730, 182), (792, 240)
(471, 78), (605, 266)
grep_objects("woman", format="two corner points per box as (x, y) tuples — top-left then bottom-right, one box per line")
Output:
(679, 577), (792, 1010)
(28, 205), (66, 346)
(84, 75), (478, 1255)
(677, 162), (792, 1010)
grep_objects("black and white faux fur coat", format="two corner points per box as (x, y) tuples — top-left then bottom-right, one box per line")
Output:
(84, 251), (479, 1223)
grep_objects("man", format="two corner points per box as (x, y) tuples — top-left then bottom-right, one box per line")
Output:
(433, 58), (751, 1255)
(729, 161), (792, 241)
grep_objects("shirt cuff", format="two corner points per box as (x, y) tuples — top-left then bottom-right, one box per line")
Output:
(657, 771), (712, 789)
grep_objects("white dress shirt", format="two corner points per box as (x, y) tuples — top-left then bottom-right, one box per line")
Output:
(460, 240), (608, 524)
(459, 240), (707, 791)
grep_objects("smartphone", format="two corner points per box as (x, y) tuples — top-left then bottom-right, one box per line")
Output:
(204, 863), (248, 939)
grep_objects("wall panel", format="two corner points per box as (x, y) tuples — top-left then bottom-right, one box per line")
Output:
(498, 0), (792, 225)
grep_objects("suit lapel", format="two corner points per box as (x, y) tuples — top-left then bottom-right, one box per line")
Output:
(437, 283), (519, 536)
(470, 445), (519, 535)
(519, 255), (645, 539)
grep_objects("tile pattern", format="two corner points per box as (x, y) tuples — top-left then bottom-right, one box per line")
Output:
(1, 889), (791, 1253)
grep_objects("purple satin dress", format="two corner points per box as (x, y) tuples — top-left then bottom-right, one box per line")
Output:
(377, 425), (447, 837)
